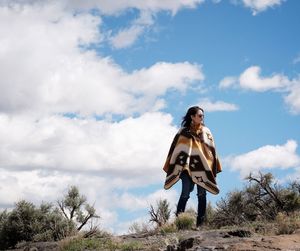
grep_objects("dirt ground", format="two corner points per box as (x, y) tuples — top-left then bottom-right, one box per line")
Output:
(7, 228), (300, 251)
(119, 228), (300, 251)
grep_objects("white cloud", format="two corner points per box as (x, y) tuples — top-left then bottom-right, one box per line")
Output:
(2, 0), (205, 50)
(109, 10), (155, 49)
(197, 98), (239, 112)
(112, 189), (178, 212)
(226, 140), (300, 177)
(0, 112), (177, 176)
(239, 66), (291, 92)
(135, 10), (155, 26)
(61, 0), (205, 15)
(3, 0), (284, 17)
(284, 83), (300, 114)
(241, 0), (285, 15)
(0, 0), (205, 15)
(115, 189), (178, 234)
(110, 25), (145, 49)
(0, 3), (204, 116)
(220, 66), (300, 114)
(219, 76), (238, 89)
(127, 62), (204, 95)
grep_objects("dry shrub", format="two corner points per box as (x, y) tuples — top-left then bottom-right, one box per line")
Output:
(128, 222), (152, 234)
(149, 199), (171, 227)
(175, 212), (195, 230)
(249, 220), (276, 235)
(275, 212), (300, 235)
(59, 234), (144, 251)
(0, 201), (73, 249)
(211, 173), (300, 229)
(160, 223), (177, 234)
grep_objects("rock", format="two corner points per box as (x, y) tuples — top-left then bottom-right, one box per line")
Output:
(21, 242), (59, 251)
(177, 237), (194, 251)
(23, 247), (38, 251)
(227, 230), (252, 238)
(222, 234), (231, 238)
(6, 227), (300, 251)
(166, 244), (176, 251)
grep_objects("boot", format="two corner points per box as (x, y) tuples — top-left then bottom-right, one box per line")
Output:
(196, 215), (205, 227)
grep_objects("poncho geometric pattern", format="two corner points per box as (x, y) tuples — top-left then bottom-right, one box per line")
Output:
(163, 126), (222, 195)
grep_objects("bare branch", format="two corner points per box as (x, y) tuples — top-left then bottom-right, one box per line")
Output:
(57, 200), (69, 220)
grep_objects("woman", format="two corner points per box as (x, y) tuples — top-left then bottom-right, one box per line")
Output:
(163, 106), (222, 227)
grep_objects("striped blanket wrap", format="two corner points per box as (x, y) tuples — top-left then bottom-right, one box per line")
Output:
(163, 126), (222, 195)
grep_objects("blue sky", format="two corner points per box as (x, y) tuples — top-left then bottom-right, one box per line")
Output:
(0, 0), (300, 233)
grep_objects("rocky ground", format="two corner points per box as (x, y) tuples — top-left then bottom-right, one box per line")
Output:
(8, 228), (300, 251)
(120, 228), (300, 251)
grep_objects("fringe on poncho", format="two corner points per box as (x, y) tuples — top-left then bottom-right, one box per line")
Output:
(163, 126), (222, 195)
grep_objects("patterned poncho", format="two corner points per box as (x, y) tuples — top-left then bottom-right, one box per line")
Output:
(163, 125), (222, 194)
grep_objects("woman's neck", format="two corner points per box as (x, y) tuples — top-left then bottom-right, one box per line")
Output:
(190, 122), (202, 134)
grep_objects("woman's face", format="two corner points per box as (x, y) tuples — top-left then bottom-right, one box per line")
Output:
(191, 109), (204, 125)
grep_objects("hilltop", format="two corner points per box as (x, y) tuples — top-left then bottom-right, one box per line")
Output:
(9, 227), (300, 251)
(2, 172), (300, 251)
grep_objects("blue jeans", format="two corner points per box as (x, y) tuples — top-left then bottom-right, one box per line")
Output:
(176, 171), (207, 226)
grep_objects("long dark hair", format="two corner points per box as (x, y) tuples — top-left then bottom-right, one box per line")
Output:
(181, 106), (204, 128)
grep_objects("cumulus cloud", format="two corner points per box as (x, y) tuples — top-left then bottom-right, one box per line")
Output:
(112, 189), (178, 212)
(0, 112), (177, 176)
(239, 66), (291, 92)
(0, 112), (177, 188)
(226, 140), (300, 177)
(198, 98), (239, 112)
(2, 0), (205, 50)
(60, 0), (205, 15)
(284, 83), (300, 115)
(0, 3), (204, 116)
(220, 66), (300, 114)
(219, 76), (238, 89)
(109, 11), (154, 49)
(0, 0), (205, 15)
(127, 62), (204, 95)
(3, 0), (283, 17)
(109, 24), (145, 49)
(241, 0), (285, 15)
